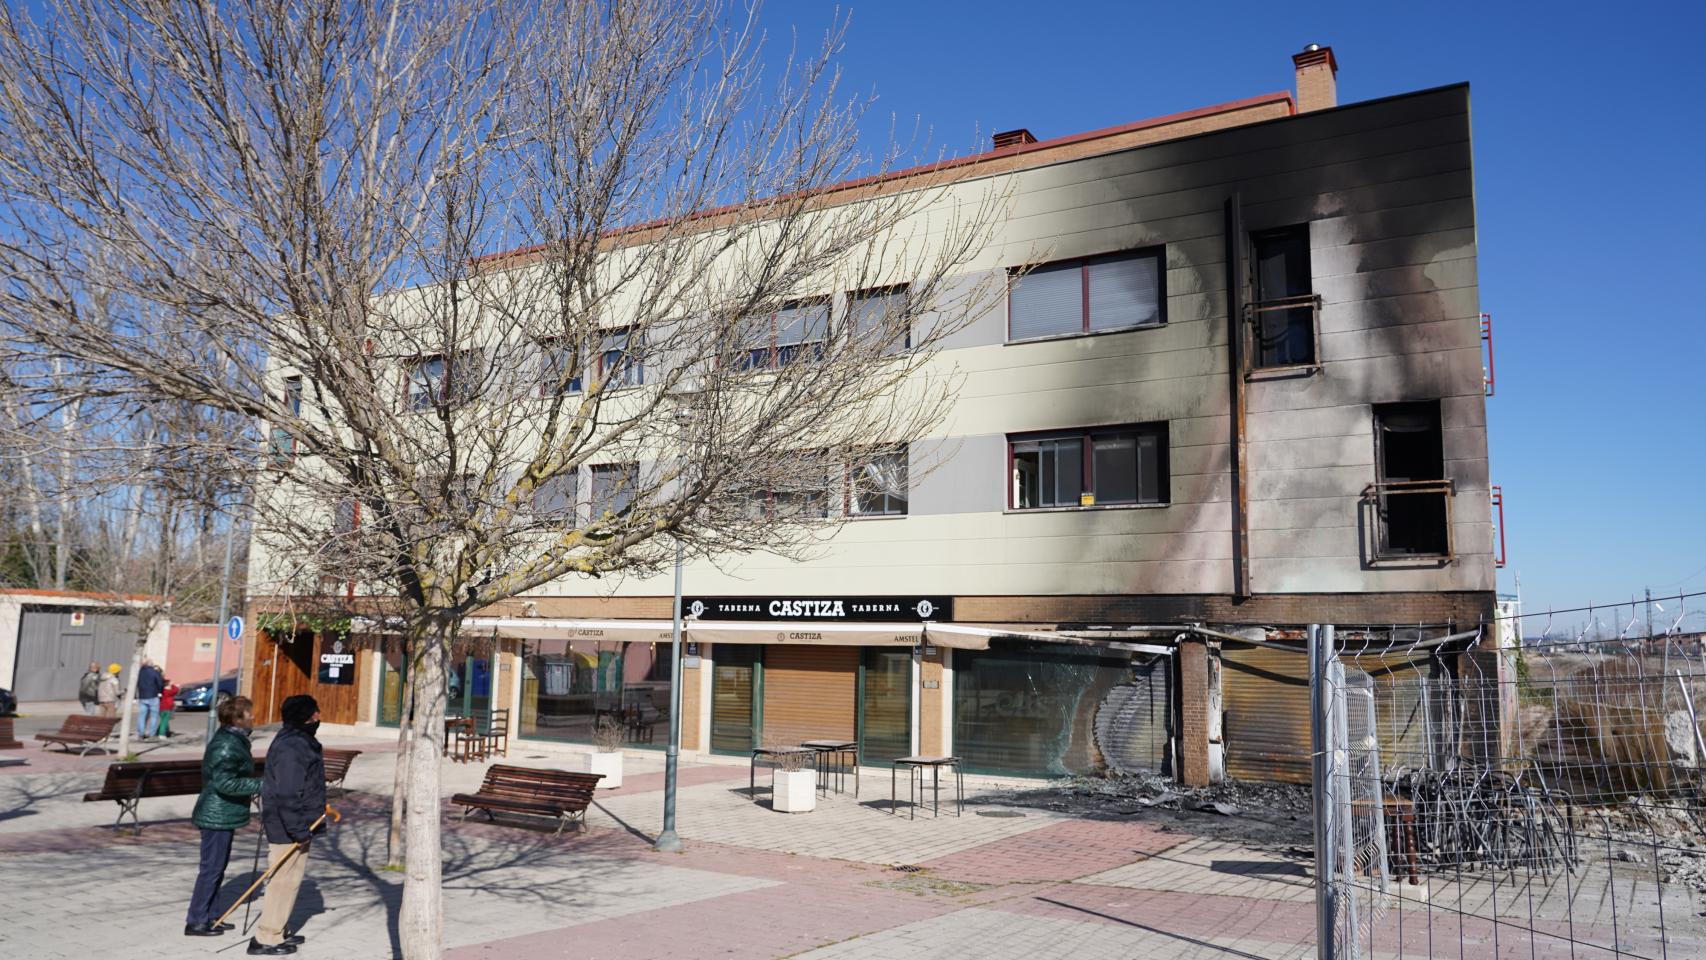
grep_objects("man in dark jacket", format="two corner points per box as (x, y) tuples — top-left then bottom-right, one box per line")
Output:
(251, 694), (326, 956)
(185, 695), (263, 937)
(135, 658), (166, 740)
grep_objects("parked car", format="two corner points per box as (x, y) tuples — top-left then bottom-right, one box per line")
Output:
(0, 686), (14, 716)
(177, 672), (238, 711)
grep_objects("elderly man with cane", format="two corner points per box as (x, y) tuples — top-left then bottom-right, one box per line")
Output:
(247, 694), (327, 956)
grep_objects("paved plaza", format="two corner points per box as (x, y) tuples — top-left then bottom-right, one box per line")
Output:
(1, 708), (1699, 959)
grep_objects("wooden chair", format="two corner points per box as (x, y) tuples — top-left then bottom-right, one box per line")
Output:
(482, 709), (510, 759)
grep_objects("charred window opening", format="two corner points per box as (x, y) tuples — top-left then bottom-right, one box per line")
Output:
(1373, 400), (1450, 557)
(1249, 225), (1318, 369)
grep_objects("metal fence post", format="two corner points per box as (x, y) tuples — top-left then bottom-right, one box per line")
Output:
(1310, 624), (1337, 960)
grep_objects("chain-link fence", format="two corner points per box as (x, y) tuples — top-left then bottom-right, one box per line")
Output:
(1312, 625), (1706, 960)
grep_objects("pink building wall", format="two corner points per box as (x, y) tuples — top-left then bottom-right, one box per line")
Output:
(164, 623), (242, 685)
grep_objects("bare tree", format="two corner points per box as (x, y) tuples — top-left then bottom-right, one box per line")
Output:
(0, 2), (1004, 957)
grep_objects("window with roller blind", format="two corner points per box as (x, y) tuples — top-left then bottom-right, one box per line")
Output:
(1007, 248), (1165, 341)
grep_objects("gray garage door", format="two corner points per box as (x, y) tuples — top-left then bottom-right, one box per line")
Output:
(11, 607), (140, 702)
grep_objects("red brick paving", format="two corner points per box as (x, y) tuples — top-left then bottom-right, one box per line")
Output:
(917, 818), (1188, 884)
(445, 861), (953, 960)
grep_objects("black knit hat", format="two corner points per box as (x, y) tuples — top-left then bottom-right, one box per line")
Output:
(281, 694), (320, 726)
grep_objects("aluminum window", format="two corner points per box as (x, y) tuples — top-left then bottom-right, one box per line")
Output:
(530, 471), (578, 518)
(267, 375), (303, 466)
(589, 463), (637, 517)
(849, 448), (908, 516)
(1010, 424), (1167, 509)
(728, 300), (830, 371)
(406, 350), (483, 410)
(1249, 226), (1317, 368)
(1009, 249), (1164, 341)
(847, 286), (911, 355)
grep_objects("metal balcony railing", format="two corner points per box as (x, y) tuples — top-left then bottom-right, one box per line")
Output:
(1361, 478), (1455, 562)
(1243, 293), (1323, 373)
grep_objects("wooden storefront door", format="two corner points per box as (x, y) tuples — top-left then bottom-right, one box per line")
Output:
(254, 630), (361, 726)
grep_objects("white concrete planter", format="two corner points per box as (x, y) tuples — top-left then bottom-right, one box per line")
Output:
(582, 750), (623, 789)
(771, 768), (816, 813)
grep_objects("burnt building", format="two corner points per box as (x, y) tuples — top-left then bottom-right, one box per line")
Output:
(244, 45), (1497, 783)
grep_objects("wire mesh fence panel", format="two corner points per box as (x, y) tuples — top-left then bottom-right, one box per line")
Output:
(1314, 626), (1706, 960)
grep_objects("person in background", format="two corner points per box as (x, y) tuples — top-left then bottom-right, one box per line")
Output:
(135, 658), (166, 741)
(78, 661), (102, 715)
(250, 694), (325, 956)
(158, 678), (179, 738)
(97, 664), (122, 719)
(184, 695), (262, 937)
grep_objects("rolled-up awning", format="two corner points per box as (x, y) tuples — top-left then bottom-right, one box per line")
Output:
(685, 621), (922, 647)
(365, 616), (1174, 655)
(461, 618), (677, 644)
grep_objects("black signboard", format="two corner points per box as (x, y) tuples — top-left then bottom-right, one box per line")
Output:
(684, 596), (952, 622)
(317, 635), (357, 685)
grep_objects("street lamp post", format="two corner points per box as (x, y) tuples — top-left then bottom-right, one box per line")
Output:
(654, 535), (686, 852)
(205, 503), (239, 742)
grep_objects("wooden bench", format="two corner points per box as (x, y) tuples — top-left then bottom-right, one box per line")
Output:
(82, 758), (264, 835)
(450, 764), (602, 835)
(35, 715), (117, 755)
(322, 747), (361, 794)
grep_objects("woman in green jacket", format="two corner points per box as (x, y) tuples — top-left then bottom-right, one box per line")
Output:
(184, 695), (263, 937)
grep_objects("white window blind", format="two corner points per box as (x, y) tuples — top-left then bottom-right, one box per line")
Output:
(1087, 253), (1161, 331)
(1009, 262), (1083, 340)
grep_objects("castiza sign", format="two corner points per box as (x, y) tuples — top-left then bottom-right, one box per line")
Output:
(684, 596), (953, 622)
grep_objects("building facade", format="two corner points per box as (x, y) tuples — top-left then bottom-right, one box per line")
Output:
(243, 46), (1497, 783)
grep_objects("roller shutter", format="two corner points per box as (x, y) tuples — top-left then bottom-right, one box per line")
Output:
(761, 646), (857, 745)
(1222, 644), (1312, 783)
(1222, 643), (1443, 784)
(1094, 654), (1174, 776)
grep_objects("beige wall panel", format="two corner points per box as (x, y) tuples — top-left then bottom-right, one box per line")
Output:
(1245, 349), (1486, 414)
(1247, 433), (1375, 473)
(1321, 317), (1480, 363)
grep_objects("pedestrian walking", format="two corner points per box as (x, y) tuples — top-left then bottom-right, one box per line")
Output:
(249, 694), (325, 956)
(184, 695), (262, 938)
(78, 661), (102, 715)
(158, 679), (179, 738)
(135, 659), (166, 741)
(96, 664), (121, 719)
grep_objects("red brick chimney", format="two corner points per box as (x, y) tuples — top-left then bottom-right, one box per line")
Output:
(992, 128), (1037, 150)
(1292, 44), (1337, 113)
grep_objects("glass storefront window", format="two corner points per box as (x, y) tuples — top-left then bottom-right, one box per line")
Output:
(377, 637), (406, 728)
(520, 638), (672, 747)
(953, 642), (1156, 777)
(859, 648), (911, 764)
(710, 645), (759, 754)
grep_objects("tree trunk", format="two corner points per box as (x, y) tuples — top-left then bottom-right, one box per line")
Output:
(399, 622), (448, 959)
(115, 643), (143, 758)
(387, 667), (414, 868)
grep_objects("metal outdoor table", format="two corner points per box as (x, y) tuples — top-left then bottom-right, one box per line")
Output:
(800, 740), (859, 798)
(890, 756), (963, 819)
(749, 746), (817, 802)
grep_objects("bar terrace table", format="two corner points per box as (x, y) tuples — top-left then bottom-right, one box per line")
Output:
(890, 756), (963, 819)
(799, 740), (859, 798)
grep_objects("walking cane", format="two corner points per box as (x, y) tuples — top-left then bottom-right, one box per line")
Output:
(214, 805), (341, 929)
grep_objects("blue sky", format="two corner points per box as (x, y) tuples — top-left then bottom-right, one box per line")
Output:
(760, 1), (1706, 630)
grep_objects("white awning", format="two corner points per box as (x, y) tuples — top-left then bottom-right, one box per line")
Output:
(685, 621), (922, 647)
(461, 618), (677, 644)
(358, 616), (1172, 656)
